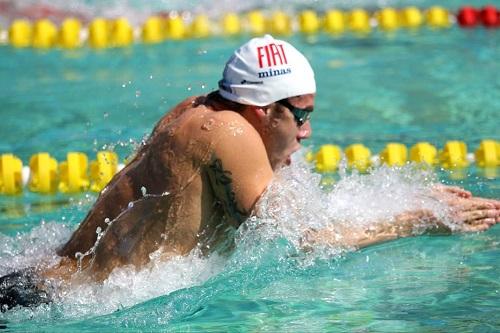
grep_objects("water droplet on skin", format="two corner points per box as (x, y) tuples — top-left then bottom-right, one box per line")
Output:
(141, 186), (147, 197)
(167, 128), (176, 137)
(227, 121), (244, 136)
(201, 118), (215, 131)
(149, 249), (162, 261)
(128, 202), (134, 208)
(104, 217), (111, 225)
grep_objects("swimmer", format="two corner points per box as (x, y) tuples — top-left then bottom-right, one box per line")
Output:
(1, 35), (499, 311)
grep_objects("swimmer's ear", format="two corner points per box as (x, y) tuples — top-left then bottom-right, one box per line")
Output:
(242, 105), (271, 127)
(251, 105), (271, 120)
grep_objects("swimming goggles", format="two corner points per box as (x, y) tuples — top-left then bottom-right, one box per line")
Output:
(277, 99), (312, 127)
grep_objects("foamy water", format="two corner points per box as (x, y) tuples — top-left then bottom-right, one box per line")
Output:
(0, 155), (458, 323)
(237, 155), (452, 261)
(0, 222), (71, 276)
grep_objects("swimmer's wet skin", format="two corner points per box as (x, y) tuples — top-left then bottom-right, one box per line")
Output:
(0, 35), (499, 313)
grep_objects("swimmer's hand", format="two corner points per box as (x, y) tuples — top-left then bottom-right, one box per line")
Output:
(432, 184), (472, 198)
(431, 190), (500, 233)
(396, 190), (499, 234)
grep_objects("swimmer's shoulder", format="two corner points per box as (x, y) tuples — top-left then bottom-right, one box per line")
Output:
(170, 95), (212, 117)
(167, 98), (269, 167)
(194, 109), (262, 147)
(176, 95), (203, 110)
(153, 95), (205, 132)
(175, 104), (273, 212)
(168, 95), (205, 124)
(199, 109), (273, 215)
(200, 110), (271, 170)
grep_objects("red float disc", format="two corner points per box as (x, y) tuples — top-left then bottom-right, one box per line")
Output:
(457, 6), (478, 27)
(480, 5), (500, 27)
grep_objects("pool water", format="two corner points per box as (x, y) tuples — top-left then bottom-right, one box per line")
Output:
(1, 15), (499, 333)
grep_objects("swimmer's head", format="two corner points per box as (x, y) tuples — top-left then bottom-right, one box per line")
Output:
(218, 35), (316, 107)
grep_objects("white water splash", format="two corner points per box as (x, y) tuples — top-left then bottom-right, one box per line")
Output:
(237, 155), (451, 261)
(0, 222), (72, 276)
(52, 249), (225, 319)
(329, 165), (443, 226)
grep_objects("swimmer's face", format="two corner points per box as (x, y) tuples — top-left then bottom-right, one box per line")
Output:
(261, 94), (314, 170)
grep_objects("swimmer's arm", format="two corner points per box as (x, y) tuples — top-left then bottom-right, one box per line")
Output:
(206, 115), (273, 225)
(300, 212), (429, 250)
(300, 210), (445, 250)
(302, 195), (500, 250)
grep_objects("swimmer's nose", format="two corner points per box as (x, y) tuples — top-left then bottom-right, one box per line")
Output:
(297, 120), (312, 141)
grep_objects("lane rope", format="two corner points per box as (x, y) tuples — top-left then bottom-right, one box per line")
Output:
(2, 6), (499, 49)
(1, 139), (498, 195)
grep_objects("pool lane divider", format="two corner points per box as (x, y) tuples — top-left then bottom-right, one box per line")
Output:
(310, 139), (499, 174)
(0, 139), (498, 195)
(0, 151), (123, 195)
(2, 5), (500, 49)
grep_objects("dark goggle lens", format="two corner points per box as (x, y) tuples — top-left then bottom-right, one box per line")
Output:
(291, 109), (311, 126)
(277, 99), (312, 126)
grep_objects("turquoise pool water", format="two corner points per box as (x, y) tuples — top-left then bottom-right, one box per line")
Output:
(1, 15), (500, 333)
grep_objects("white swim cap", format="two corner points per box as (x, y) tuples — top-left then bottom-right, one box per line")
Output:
(218, 35), (316, 106)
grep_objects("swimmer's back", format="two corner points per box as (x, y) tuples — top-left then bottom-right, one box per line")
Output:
(57, 96), (203, 258)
